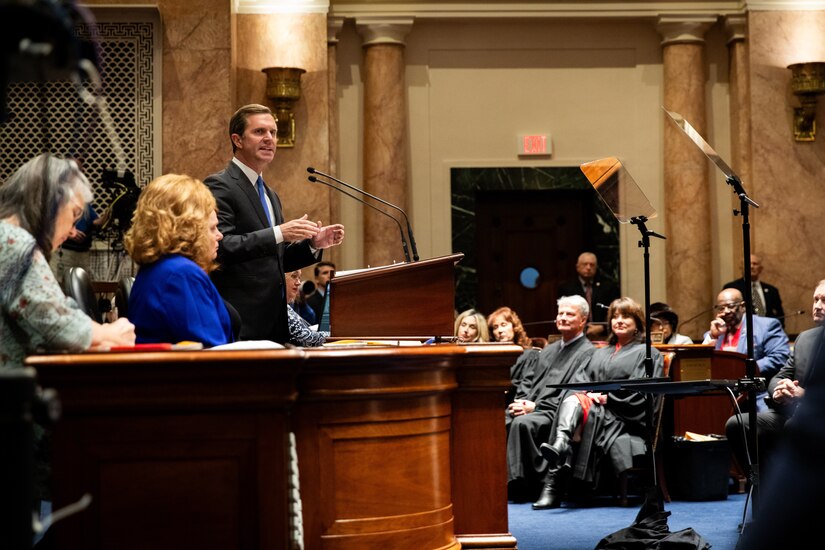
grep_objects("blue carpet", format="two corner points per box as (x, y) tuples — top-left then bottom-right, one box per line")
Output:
(509, 494), (749, 549)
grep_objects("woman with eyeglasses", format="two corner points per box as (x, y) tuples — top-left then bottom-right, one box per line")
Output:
(0, 153), (136, 369)
(703, 287), (789, 411)
(285, 270), (327, 347)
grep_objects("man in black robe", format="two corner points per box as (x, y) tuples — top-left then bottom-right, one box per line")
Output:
(506, 295), (595, 506)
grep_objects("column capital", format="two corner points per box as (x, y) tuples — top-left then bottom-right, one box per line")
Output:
(355, 17), (414, 46)
(724, 15), (747, 45)
(327, 16), (345, 45)
(656, 15), (717, 46)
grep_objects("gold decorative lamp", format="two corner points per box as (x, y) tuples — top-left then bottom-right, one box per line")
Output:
(262, 66), (306, 147)
(787, 62), (825, 141)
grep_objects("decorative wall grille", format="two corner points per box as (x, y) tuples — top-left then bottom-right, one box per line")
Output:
(0, 14), (160, 281)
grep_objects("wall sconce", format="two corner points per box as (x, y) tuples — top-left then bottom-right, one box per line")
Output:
(787, 62), (825, 142)
(262, 66), (306, 148)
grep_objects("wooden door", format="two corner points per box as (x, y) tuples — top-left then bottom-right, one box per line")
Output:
(475, 189), (595, 337)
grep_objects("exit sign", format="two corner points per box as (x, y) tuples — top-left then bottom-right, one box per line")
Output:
(518, 134), (551, 156)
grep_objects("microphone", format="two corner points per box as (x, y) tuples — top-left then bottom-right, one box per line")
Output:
(308, 175), (411, 263)
(307, 167), (419, 261)
(594, 302), (610, 310)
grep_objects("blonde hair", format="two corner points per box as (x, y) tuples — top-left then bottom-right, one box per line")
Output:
(124, 174), (219, 273)
(454, 309), (490, 343)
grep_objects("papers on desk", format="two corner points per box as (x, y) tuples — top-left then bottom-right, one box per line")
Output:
(323, 339), (423, 348)
(107, 341), (204, 352)
(208, 340), (285, 350)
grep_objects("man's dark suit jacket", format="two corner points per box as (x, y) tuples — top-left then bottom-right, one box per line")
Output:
(557, 275), (619, 323)
(306, 288), (326, 321)
(767, 325), (823, 415)
(723, 277), (785, 327)
(205, 160), (318, 343)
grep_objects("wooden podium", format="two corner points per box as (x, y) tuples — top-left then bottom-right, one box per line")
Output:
(329, 253), (463, 338)
(656, 344), (748, 436)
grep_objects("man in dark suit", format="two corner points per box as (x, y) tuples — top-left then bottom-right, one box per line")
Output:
(205, 104), (345, 343)
(557, 251), (619, 339)
(723, 253), (785, 326)
(737, 316), (825, 549)
(725, 279), (825, 486)
(306, 261), (335, 321)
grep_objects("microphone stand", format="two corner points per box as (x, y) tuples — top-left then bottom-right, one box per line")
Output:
(308, 175), (411, 263)
(728, 174), (762, 518)
(630, 215), (667, 515)
(307, 167), (419, 261)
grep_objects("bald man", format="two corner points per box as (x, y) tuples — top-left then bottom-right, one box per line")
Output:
(557, 252), (619, 339)
(703, 287), (790, 411)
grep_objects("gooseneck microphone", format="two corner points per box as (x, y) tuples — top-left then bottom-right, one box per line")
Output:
(308, 175), (411, 263)
(307, 167), (419, 261)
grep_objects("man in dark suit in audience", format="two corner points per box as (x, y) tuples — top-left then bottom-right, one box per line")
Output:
(205, 104), (345, 343)
(557, 251), (619, 339)
(506, 295), (595, 508)
(737, 315), (825, 549)
(725, 279), (825, 487)
(724, 254), (785, 326)
(306, 261), (335, 321)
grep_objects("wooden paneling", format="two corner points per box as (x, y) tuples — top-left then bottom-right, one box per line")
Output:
(27, 344), (522, 550)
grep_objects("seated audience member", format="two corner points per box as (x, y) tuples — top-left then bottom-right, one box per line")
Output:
(306, 261), (335, 321)
(0, 153), (135, 515)
(285, 270), (328, 347)
(454, 309), (490, 343)
(1, 153), (136, 369)
(488, 306), (532, 347)
(737, 329), (825, 549)
(291, 278), (317, 325)
(557, 251), (619, 340)
(649, 302), (693, 344)
(505, 295), (595, 506)
(537, 297), (663, 509)
(703, 287), (790, 411)
(725, 279), (825, 486)
(125, 174), (236, 347)
(489, 306), (538, 397)
(723, 253), (785, 327)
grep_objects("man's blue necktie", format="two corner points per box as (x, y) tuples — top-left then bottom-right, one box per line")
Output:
(256, 175), (272, 226)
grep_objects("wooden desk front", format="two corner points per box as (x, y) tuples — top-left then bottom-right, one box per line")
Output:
(656, 344), (748, 436)
(27, 344), (520, 550)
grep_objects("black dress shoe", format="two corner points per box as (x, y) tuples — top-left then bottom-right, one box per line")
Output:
(508, 479), (530, 503)
(532, 483), (561, 510)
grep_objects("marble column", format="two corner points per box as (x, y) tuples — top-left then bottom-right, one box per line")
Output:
(327, 17), (345, 255)
(725, 15), (750, 265)
(657, 16), (715, 333)
(356, 18), (413, 266)
(327, 17), (344, 178)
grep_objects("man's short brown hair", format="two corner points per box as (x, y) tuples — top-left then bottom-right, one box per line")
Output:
(229, 104), (274, 152)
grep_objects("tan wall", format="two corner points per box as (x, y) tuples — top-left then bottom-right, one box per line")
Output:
(748, 10), (825, 337)
(86, 0), (233, 179)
